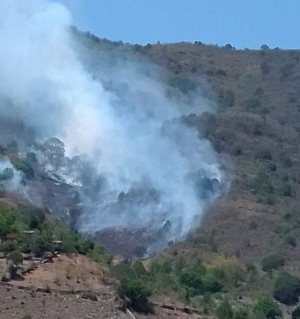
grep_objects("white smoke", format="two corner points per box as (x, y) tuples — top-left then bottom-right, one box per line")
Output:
(0, 160), (23, 193)
(0, 0), (226, 252)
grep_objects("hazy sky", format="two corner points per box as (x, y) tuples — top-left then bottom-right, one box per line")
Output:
(59, 0), (300, 49)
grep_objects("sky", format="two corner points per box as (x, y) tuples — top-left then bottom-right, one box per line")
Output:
(59, 0), (300, 49)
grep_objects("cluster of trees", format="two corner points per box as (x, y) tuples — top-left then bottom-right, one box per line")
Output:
(0, 202), (112, 279)
(111, 255), (246, 313)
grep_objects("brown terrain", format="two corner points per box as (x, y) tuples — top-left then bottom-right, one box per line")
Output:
(2, 32), (300, 318)
(0, 254), (203, 319)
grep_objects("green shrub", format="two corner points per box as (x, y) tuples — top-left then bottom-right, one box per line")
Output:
(0, 205), (16, 237)
(20, 207), (45, 229)
(118, 278), (153, 313)
(253, 296), (281, 319)
(245, 262), (257, 274)
(273, 272), (300, 305)
(284, 235), (297, 247)
(260, 62), (270, 74)
(11, 159), (34, 179)
(30, 232), (53, 257)
(168, 77), (197, 94)
(216, 299), (233, 319)
(234, 307), (249, 319)
(202, 272), (223, 293)
(261, 254), (284, 272)
(110, 260), (137, 281)
(179, 270), (204, 296)
(292, 306), (300, 319)
(7, 250), (23, 264)
(0, 240), (17, 253)
(218, 89), (235, 110)
(250, 170), (273, 196)
(266, 163), (276, 172)
(279, 183), (292, 197)
(0, 168), (14, 181)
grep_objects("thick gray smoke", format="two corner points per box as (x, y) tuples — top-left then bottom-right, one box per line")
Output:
(0, 0), (226, 255)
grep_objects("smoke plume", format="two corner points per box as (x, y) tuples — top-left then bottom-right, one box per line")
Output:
(0, 0), (227, 255)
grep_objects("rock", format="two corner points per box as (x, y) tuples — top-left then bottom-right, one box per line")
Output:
(81, 291), (98, 302)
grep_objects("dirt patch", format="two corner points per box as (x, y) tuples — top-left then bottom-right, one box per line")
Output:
(6, 254), (110, 293)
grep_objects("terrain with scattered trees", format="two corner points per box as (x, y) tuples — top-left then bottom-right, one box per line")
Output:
(2, 30), (300, 318)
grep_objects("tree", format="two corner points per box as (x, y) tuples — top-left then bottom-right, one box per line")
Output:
(179, 270), (204, 296)
(118, 278), (153, 313)
(292, 306), (300, 319)
(261, 44), (269, 50)
(253, 296), (281, 319)
(7, 250), (23, 265)
(7, 250), (23, 280)
(216, 299), (233, 319)
(261, 254), (284, 272)
(273, 272), (300, 305)
(234, 307), (249, 319)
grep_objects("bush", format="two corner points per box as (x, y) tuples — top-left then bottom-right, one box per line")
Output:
(0, 240), (17, 253)
(248, 220), (258, 230)
(11, 159), (34, 179)
(279, 183), (292, 197)
(216, 69), (227, 76)
(260, 62), (270, 75)
(244, 98), (261, 113)
(168, 77), (197, 94)
(261, 44), (269, 50)
(218, 89), (235, 110)
(0, 168), (14, 181)
(202, 272), (223, 293)
(273, 272), (300, 305)
(208, 255), (246, 287)
(180, 270), (204, 296)
(250, 170), (273, 196)
(284, 235), (297, 247)
(255, 87), (265, 95)
(255, 150), (272, 161)
(0, 205), (16, 237)
(266, 163), (276, 172)
(261, 254), (284, 272)
(216, 299), (233, 319)
(30, 232), (53, 257)
(253, 296), (281, 319)
(118, 278), (153, 313)
(225, 44), (233, 50)
(280, 63), (295, 79)
(20, 207), (46, 230)
(292, 306), (300, 319)
(22, 315), (32, 319)
(7, 250), (23, 265)
(234, 307), (249, 319)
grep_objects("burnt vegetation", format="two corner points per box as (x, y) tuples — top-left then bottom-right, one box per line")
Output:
(1, 29), (300, 315)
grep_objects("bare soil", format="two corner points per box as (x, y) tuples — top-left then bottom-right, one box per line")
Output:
(0, 254), (203, 319)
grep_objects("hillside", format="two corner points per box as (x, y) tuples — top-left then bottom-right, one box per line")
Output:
(76, 31), (300, 264)
(69, 31), (300, 317)
(1, 28), (300, 318)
